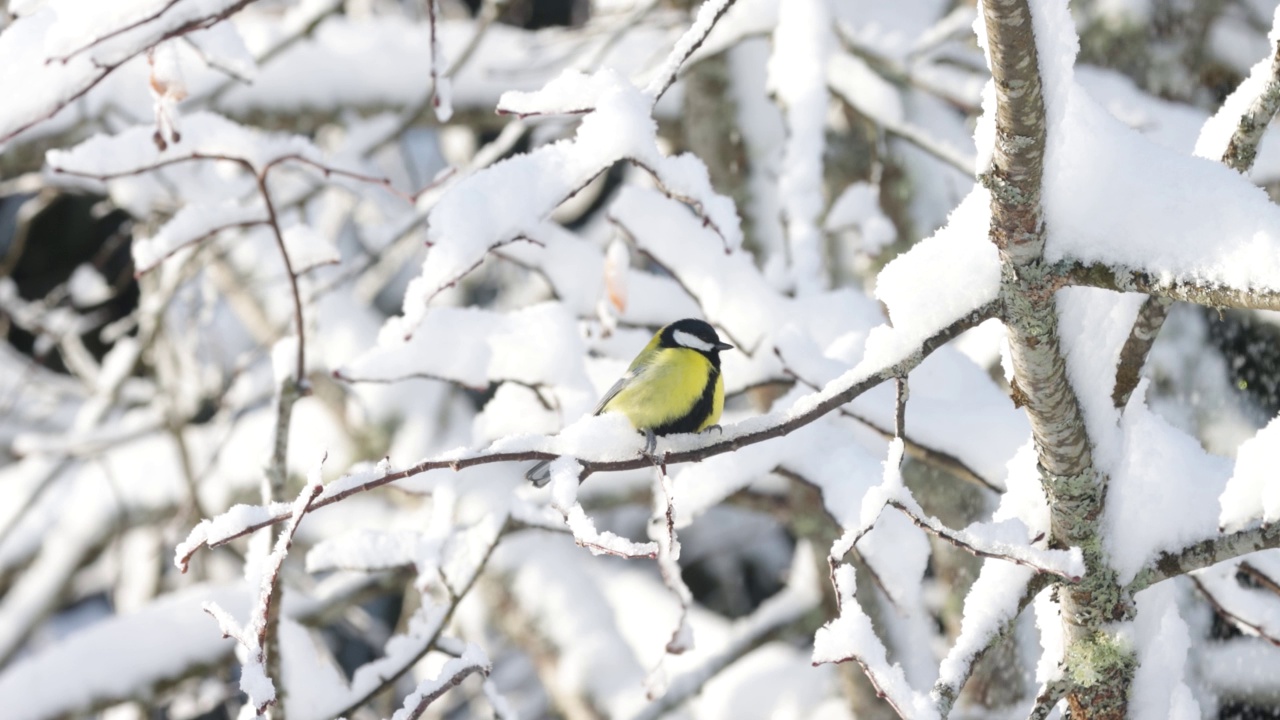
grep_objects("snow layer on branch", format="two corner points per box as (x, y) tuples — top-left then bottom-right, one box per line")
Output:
(1076, 65), (1280, 184)
(175, 500), (293, 570)
(0, 584), (248, 720)
(1130, 583), (1201, 720)
(1219, 417), (1280, 531)
(936, 562), (1036, 694)
(768, 0), (832, 292)
(0, 1), (254, 143)
(812, 565), (940, 720)
(1000, 0), (1280, 292)
(1105, 386), (1232, 585)
(219, 17), (655, 116)
(41, 0), (243, 64)
(1195, 6), (1280, 162)
(390, 644), (490, 720)
(350, 303), (591, 405)
(611, 186), (885, 354)
(391, 68), (740, 339)
(1047, 86), (1280, 291)
(133, 200), (267, 272)
(47, 112), (325, 176)
(487, 411), (648, 466)
(871, 186), (998, 352)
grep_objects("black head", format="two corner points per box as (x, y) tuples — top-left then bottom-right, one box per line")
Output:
(658, 319), (734, 360)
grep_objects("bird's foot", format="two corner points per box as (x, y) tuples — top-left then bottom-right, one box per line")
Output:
(641, 430), (670, 475)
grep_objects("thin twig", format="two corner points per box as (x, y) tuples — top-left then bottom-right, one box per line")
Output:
(886, 499), (1081, 582)
(1191, 573), (1280, 647)
(4, 0), (257, 142)
(202, 478), (323, 715)
(644, 0), (739, 104)
(397, 660), (492, 720)
(774, 346), (998, 491)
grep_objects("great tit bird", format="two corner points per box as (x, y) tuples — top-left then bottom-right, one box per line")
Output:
(527, 318), (733, 487)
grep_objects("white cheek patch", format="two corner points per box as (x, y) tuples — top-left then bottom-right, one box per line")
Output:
(673, 329), (715, 352)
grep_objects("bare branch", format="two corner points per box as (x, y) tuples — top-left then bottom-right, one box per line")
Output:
(1111, 296), (1172, 408)
(894, 376), (908, 440)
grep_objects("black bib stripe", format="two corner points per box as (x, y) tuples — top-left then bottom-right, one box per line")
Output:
(651, 364), (719, 436)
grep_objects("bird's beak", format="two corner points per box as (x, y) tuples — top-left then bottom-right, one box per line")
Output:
(714, 341), (734, 352)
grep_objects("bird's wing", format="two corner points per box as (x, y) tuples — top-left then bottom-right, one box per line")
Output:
(592, 366), (642, 416)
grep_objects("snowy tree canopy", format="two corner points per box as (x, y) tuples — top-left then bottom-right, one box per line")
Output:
(5, 0), (1280, 718)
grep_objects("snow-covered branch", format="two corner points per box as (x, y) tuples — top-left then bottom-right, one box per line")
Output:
(391, 644), (491, 720)
(885, 500), (1082, 582)
(0, 0), (260, 143)
(813, 564), (938, 720)
(631, 542), (822, 720)
(202, 473), (323, 714)
(1128, 523), (1280, 593)
(1112, 4), (1280, 408)
(1067, 262), (1280, 311)
(932, 567), (1052, 717)
(176, 301), (996, 561)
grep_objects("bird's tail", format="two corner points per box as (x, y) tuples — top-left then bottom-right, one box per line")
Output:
(525, 459), (552, 487)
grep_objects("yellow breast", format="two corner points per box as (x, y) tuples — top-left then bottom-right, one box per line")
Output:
(602, 347), (722, 433)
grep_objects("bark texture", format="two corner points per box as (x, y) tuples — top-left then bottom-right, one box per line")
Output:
(980, 0), (1133, 715)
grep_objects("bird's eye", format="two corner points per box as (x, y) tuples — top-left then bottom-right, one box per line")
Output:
(672, 329), (714, 352)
